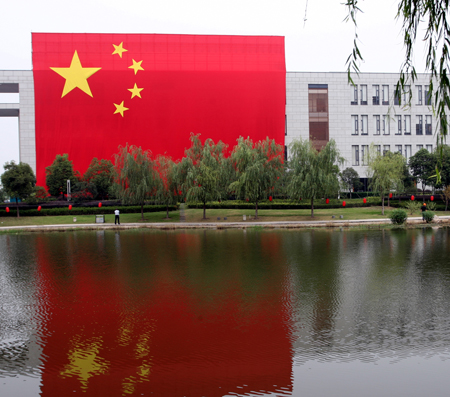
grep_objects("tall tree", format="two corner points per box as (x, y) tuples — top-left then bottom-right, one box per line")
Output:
(83, 158), (114, 200)
(287, 139), (343, 218)
(155, 155), (180, 219)
(180, 133), (228, 220)
(408, 148), (435, 195)
(45, 154), (79, 197)
(340, 167), (362, 198)
(229, 137), (284, 219)
(1, 161), (36, 217)
(113, 144), (160, 221)
(369, 151), (405, 215)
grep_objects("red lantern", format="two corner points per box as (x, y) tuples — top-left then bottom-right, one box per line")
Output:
(6, 207), (10, 213)
(343, 201), (346, 207)
(389, 192), (393, 199)
(179, 190), (182, 196)
(198, 184), (202, 188)
(269, 196), (273, 202)
(68, 205), (72, 210)
(411, 195), (415, 201)
(246, 198), (249, 202)
(326, 198), (330, 204)
(98, 202), (102, 208)
(431, 195), (434, 201)
(363, 198), (367, 204)
(37, 206), (42, 211)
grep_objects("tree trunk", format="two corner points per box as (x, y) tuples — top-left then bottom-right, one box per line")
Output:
(388, 196), (390, 207)
(311, 197), (314, 218)
(382, 195), (385, 215)
(141, 203), (144, 221)
(255, 200), (258, 219)
(16, 199), (20, 218)
(349, 189), (352, 199)
(203, 202), (206, 219)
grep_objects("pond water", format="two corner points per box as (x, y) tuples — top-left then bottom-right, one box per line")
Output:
(1, 228), (450, 396)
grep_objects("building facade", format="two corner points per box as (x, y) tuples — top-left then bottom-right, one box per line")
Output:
(0, 71), (438, 182)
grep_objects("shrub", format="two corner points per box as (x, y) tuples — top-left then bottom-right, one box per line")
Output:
(389, 209), (408, 225)
(405, 201), (420, 215)
(427, 202), (437, 211)
(423, 211), (435, 223)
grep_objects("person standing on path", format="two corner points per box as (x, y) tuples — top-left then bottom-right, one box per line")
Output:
(421, 203), (427, 221)
(114, 209), (120, 225)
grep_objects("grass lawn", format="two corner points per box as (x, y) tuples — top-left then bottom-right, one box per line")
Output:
(2, 206), (448, 227)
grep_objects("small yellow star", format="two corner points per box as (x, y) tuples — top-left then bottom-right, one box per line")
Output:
(113, 101), (129, 117)
(112, 42), (128, 58)
(128, 83), (144, 99)
(50, 51), (101, 98)
(129, 59), (144, 75)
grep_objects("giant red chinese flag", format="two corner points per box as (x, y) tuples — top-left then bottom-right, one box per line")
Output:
(32, 33), (286, 186)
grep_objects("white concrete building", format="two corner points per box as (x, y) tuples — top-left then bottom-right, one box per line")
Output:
(286, 72), (437, 187)
(1, 70), (438, 185)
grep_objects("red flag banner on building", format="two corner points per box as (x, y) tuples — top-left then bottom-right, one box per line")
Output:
(32, 33), (286, 186)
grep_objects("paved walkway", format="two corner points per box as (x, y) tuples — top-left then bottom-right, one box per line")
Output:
(1, 216), (449, 232)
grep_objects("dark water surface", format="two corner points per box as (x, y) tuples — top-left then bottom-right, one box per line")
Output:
(1, 228), (450, 396)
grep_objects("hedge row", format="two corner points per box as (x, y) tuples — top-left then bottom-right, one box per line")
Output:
(0, 204), (177, 217)
(186, 200), (383, 210)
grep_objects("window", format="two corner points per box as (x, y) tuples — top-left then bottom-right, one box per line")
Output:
(426, 144), (433, 152)
(396, 144), (402, 155)
(383, 145), (390, 155)
(404, 115), (411, 135)
(352, 145), (359, 166)
(382, 85), (389, 105)
(425, 115), (432, 135)
(351, 84), (358, 105)
(396, 115), (402, 135)
(361, 115), (368, 135)
(361, 145), (369, 166)
(416, 115), (423, 135)
(416, 144), (423, 151)
(425, 85), (431, 106)
(372, 85), (380, 105)
(405, 145), (412, 161)
(417, 85), (422, 105)
(403, 85), (410, 103)
(351, 115), (358, 135)
(394, 89), (400, 105)
(373, 115), (380, 135)
(360, 85), (368, 105)
(383, 115), (390, 135)
(375, 145), (381, 156)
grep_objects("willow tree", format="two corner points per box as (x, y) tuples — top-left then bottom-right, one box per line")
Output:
(287, 139), (343, 218)
(113, 144), (160, 220)
(181, 133), (228, 219)
(229, 137), (284, 219)
(368, 151), (405, 215)
(155, 155), (180, 219)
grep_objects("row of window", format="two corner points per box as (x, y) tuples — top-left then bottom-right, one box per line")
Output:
(351, 115), (432, 136)
(351, 144), (433, 166)
(351, 84), (431, 106)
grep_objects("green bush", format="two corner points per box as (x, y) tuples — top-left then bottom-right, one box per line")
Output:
(427, 202), (437, 211)
(423, 211), (435, 223)
(389, 209), (408, 225)
(405, 201), (420, 215)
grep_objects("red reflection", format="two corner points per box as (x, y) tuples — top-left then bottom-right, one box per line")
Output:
(36, 233), (292, 396)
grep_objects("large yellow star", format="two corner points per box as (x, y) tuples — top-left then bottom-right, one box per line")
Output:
(128, 83), (144, 99)
(129, 59), (144, 74)
(112, 42), (127, 58)
(114, 101), (129, 117)
(50, 51), (101, 98)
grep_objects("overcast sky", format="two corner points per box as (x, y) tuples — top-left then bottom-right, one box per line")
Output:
(0, 0), (429, 175)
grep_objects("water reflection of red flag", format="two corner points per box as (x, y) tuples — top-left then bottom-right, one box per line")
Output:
(36, 231), (292, 396)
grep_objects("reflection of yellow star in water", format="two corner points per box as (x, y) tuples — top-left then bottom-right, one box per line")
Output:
(112, 42), (128, 58)
(128, 83), (144, 99)
(60, 338), (109, 391)
(114, 101), (129, 117)
(129, 59), (144, 74)
(50, 51), (101, 98)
